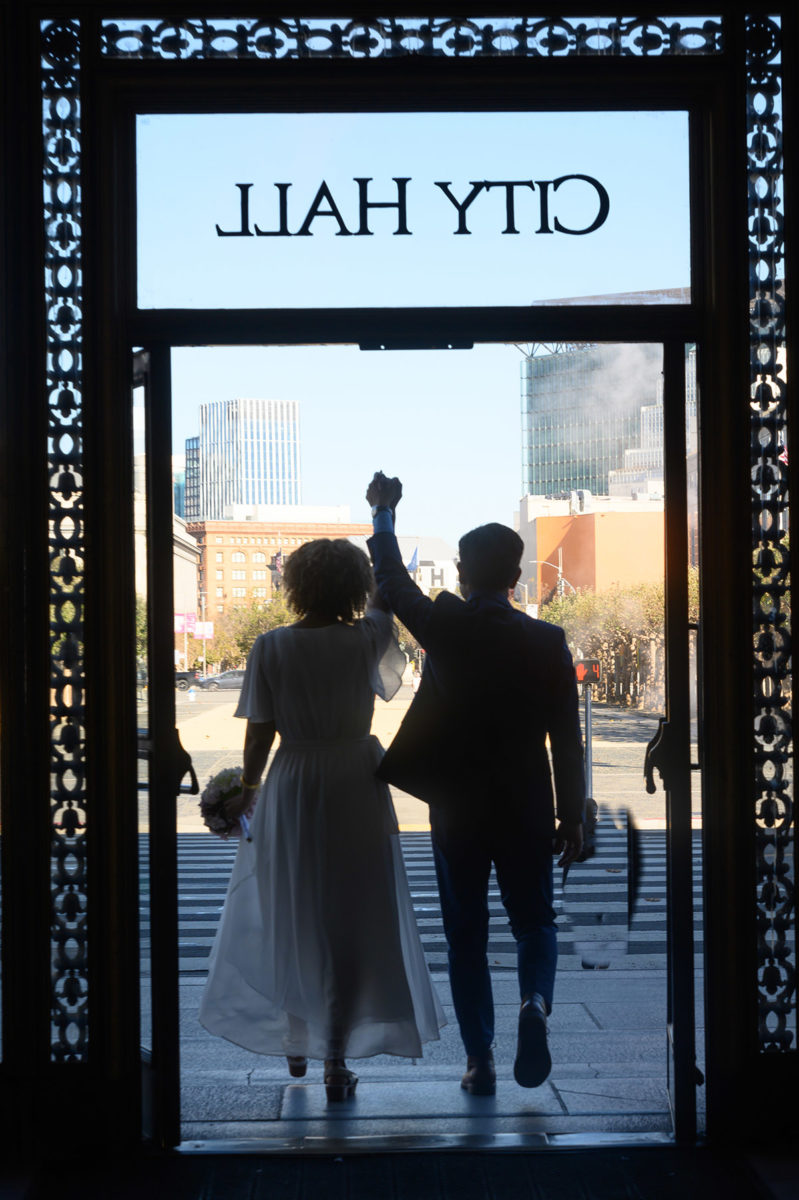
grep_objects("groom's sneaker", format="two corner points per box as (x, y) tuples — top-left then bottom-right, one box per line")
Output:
(461, 1053), (496, 1096)
(513, 993), (551, 1087)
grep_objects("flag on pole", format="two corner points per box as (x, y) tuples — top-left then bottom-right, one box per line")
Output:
(405, 546), (419, 573)
(275, 547), (283, 574)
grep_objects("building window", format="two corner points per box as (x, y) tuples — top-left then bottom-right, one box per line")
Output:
(232, 588), (246, 598)
(215, 536), (222, 543)
(216, 570), (223, 581)
(232, 551), (245, 563)
(253, 587), (267, 598)
(253, 570), (267, 581)
(215, 552), (223, 563)
(216, 588), (223, 598)
(253, 552), (266, 563)
(232, 570), (245, 580)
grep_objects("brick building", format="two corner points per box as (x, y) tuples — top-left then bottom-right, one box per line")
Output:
(188, 518), (373, 618)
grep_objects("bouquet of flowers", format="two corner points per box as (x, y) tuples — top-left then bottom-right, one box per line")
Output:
(199, 766), (256, 841)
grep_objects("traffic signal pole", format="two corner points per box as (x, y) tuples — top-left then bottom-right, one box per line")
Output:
(584, 681), (593, 801)
(575, 659), (601, 804)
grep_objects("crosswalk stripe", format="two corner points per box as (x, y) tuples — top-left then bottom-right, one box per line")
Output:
(138, 830), (704, 977)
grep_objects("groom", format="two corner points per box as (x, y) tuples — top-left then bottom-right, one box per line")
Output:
(366, 473), (585, 1095)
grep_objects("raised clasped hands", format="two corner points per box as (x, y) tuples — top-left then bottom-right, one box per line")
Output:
(366, 471), (403, 517)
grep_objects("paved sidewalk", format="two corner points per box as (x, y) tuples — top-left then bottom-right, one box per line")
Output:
(177, 963), (702, 1143)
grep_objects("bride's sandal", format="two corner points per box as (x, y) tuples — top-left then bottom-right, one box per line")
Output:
(324, 1059), (358, 1102)
(286, 1055), (307, 1078)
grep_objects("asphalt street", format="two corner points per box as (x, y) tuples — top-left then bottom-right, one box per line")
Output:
(165, 684), (689, 833)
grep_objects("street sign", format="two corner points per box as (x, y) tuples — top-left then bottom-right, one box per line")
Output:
(575, 658), (602, 685)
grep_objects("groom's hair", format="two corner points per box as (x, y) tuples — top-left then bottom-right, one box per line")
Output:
(458, 523), (524, 591)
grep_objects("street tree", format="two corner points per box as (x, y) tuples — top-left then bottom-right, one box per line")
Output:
(541, 571), (699, 710)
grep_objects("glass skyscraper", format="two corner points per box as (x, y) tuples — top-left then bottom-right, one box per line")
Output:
(184, 398), (301, 521)
(520, 343), (663, 498)
(608, 347), (698, 496)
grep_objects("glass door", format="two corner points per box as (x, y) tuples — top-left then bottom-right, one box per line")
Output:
(133, 347), (197, 1147)
(145, 335), (701, 1144)
(644, 341), (700, 1140)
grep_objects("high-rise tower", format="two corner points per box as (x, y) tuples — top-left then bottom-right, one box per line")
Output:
(184, 398), (301, 521)
(520, 343), (663, 498)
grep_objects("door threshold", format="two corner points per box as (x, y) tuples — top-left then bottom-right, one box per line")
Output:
(177, 1131), (676, 1155)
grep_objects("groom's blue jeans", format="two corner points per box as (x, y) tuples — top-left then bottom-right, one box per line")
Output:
(430, 805), (557, 1058)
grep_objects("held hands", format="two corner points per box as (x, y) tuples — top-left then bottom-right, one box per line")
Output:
(224, 780), (258, 821)
(224, 792), (254, 821)
(553, 821), (584, 868)
(366, 471), (403, 518)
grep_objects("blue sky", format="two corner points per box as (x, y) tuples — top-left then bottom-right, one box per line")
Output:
(138, 110), (690, 542)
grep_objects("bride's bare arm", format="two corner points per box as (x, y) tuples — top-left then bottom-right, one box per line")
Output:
(226, 719), (276, 816)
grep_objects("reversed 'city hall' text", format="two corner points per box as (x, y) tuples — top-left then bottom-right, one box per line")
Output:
(215, 175), (610, 238)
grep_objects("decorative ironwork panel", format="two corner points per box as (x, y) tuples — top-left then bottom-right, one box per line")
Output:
(747, 15), (795, 1052)
(41, 8), (795, 1070)
(42, 18), (88, 1062)
(100, 14), (723, 60)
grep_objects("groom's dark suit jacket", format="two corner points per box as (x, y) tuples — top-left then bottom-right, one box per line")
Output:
(369, 529), (585, 827)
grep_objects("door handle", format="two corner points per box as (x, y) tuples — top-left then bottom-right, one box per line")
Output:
(168, 727), (198, 796)
(644, 716), (671, 793)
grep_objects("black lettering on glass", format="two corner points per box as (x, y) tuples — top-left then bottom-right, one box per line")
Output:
(215, 183), (254, 236)
(254, 183), (292, 236)
(552, 174), (610, 235)
(483, 181), (535, 234)
(354, 177), (411, 235)
(534, 180), (553, 234)
(434, 181), (485, 235)
(295, 181), (352, 236)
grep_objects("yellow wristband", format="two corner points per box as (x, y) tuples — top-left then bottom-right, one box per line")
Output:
(241, 777), (260, 790)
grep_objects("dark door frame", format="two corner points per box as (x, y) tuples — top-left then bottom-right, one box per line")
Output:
(92, 57), (719, 1150)
(3, 4), (792, 1157)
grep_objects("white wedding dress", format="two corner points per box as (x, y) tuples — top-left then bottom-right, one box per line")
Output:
(199, 607), (445, 1060)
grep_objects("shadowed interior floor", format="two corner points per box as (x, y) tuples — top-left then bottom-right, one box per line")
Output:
(13, 1147), (787, 1200)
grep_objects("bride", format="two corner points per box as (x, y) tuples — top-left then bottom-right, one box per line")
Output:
(199, 538), (445, 1101)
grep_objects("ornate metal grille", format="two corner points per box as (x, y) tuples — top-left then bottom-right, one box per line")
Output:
(100, 15), (723, 60)
(747, 14), (795, 1052)
(39, 9), (796, 1068)
(42, 18), (88, 1062)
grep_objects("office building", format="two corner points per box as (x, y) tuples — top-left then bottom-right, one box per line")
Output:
(185, 398), (301, 521)
(521, 342), (663, 498)
(189, 509), (372, 617)
(515, 493), (665, 605)
(608, 346), (698, 497)
(172, 452), (186, 517)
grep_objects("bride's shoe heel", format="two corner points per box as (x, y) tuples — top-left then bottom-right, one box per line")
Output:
(324, 1061), (357, 1102)
(287, 1055), (307, 1078)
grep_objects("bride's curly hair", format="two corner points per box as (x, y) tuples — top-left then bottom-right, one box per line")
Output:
(283, 538), (374, 622)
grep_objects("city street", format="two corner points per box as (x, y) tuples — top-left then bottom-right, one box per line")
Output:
(169, 684), (681, 832)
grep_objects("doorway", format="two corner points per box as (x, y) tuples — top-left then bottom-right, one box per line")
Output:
(132, 336), (701, 1146)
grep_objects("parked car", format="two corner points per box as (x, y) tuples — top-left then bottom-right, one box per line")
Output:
(175, 669), (200, 691)
(197, 669), (245, 691)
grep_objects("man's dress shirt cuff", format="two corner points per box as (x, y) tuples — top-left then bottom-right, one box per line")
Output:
(372, 509), (395, 535)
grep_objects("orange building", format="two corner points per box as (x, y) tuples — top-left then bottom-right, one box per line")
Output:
(188, 518), (373, 619)
(516, 498), (665, 604)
